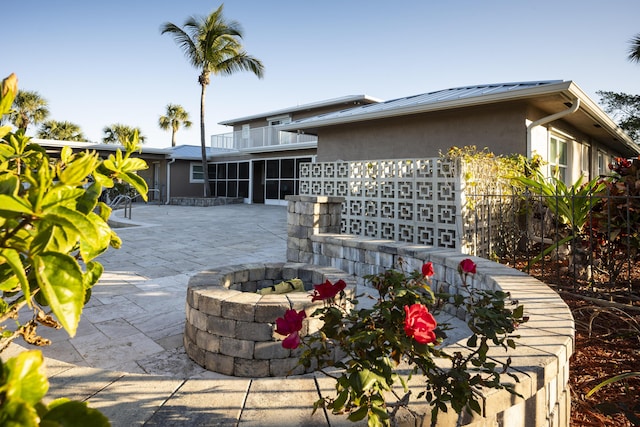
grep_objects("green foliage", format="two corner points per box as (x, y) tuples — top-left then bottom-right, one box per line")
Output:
(514, 170), (605, 235)
(0, 72), (149, 425)
(297, 259), (527, 426)
(597, 90), (640, 142)
(0, 351), (109, 426)
(590, 157), (640, 281)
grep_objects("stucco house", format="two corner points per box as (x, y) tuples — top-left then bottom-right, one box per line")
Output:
(210, 80), (639, 202)
(277, 80), (640, 184)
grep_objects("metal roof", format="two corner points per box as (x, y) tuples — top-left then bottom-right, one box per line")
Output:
(282, 81), (565, 129)
(168, 144), (233, 160)
(218, 94), (382, 125)
(279, 80), (640, 157)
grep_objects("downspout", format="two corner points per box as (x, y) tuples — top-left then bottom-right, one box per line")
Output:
(526, 98), (580, 158)
(165, 157), (176, 205)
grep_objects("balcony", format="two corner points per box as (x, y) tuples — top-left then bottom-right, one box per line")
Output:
(211, 126), (317, 152)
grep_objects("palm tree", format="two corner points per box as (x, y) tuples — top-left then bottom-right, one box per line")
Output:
(11, 90), (50, 132)
(159, 103), (192, 147)
(102, 123), (146, 145)
(161, 5), (264, 197)
(37, 120), (86, 141)
(629, 33), (640, 63)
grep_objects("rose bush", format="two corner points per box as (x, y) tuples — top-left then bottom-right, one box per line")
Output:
(275, 258), (528, 426)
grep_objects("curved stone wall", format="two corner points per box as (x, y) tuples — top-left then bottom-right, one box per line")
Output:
(184, 262), (356, 377)
(285, 195), (574, 427)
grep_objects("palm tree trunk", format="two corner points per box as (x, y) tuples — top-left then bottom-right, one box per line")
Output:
(199, 83), (211, 198)
(171, 129), (177, 147)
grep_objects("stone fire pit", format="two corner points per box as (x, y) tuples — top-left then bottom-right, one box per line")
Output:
(184, 262), (356, 377)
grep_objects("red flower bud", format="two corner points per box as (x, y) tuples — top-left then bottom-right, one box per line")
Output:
(421, 262), (434, 277)
(458, 259), (476, 275)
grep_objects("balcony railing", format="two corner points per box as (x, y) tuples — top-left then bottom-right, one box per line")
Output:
(211, 126), (317, 151)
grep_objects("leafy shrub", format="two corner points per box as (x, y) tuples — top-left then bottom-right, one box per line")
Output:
(276, 258), (527, 426)
(0, 73), (148, 425)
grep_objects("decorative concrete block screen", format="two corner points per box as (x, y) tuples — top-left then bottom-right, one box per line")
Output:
(299, 159), (462, 250)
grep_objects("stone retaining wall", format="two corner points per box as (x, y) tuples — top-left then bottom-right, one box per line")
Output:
(184, 262), (356, 377)
(285, 195), (574, 427)
(169, 196), (244, 206)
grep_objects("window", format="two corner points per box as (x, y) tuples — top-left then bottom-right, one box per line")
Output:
(208, 161), (250, 198)
(190, 163), (204, 183)
(597, 151), (609, 176)
(549, 135), (567, 182)
(580, 144), (589, 178)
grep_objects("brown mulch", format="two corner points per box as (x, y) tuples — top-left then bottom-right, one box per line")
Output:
(509, 258), (640, 426)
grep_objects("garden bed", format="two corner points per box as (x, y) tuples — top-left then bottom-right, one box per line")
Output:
(509, 257), (640, 426)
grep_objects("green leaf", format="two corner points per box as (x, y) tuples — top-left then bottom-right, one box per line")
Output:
(75, 182), (102, 215)
(42, 399), (110, 427)
(0, 249), (30, 300)
(0, 351), (49, 405)
(121, 171), (148, 201)
(586, 372), (640, 398)
(513, 305), (524, 319)
(58, 152), (99, 187)
(332, 389), (349, 411)
(0, 398), (40, 427)
(42, 206), (100, 261)
(119, 157), (147, 173)
(0, 174), (19, 196)
(41, 187), (85, 211)
(81, 212), (113, 261)
(0, 195), (33, 215)
(347, 405), (369, 422)
(33, 253), (85, 337)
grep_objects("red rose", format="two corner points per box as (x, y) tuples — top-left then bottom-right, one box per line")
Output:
(311, 279), (347, 302)
(276, 309), (306, 349)
(404, 303), (437, 344)
(421, 262), (434, 277)
(458, 258), (476, 275)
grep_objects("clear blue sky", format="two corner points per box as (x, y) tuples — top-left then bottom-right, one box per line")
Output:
(5, 0), (640, 148)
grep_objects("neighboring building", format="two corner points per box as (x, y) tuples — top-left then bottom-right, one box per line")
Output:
(277, 80), (640, 184)
(35, 139), (227, 203)
(208, 95), (381, 205)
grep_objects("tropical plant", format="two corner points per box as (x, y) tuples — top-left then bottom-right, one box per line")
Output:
(276, 258), (527, 426)
(590, 157), (640, 282)
(36, 120), (86, 141)
(513, 169), (606, 272)
(628, 32), (640, 63)
(102, 123), (145, 145)
(10, 90), (50, 132)
(161, 4), (264, 197)
(159, 103), (192, 147)
(0, 72), (149, 425)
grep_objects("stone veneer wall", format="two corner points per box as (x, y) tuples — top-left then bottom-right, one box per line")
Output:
(286, 195), (574, 427)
